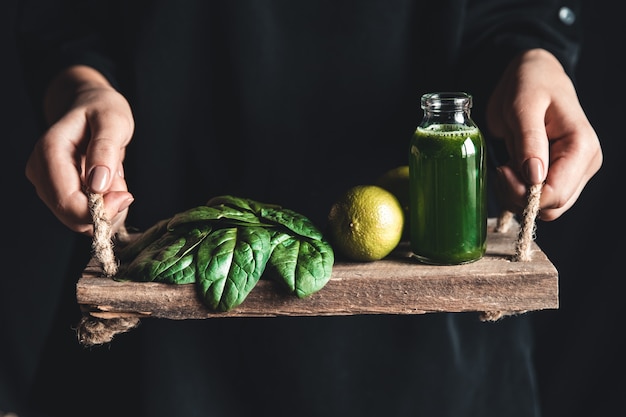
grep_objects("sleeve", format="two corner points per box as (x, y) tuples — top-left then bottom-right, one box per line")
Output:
(463, 0), (582, 72)
(457, 0), (583, 123)
(16, 0), (121, 124)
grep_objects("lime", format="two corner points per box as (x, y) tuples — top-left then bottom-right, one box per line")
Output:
(327, 185), (404, 262)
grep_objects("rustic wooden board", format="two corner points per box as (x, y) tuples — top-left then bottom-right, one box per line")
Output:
(77, 218), (558, 320)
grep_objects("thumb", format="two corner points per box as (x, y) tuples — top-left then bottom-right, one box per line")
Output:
(84, 106), (134, 194)
(87, 164), (116, 194)
(506, 98), (550, 185)
(513, 123), (549, 186)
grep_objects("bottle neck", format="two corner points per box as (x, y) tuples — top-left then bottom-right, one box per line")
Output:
(420, 92), (474, 127)
(422, 109), (470, 125)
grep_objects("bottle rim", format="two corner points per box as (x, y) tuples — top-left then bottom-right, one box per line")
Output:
(421, 92), (472, 110)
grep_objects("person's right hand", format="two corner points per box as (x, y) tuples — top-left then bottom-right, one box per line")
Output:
(25, 65), (135, 235)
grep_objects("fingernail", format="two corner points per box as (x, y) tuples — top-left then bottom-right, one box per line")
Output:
(523, 158), (544, 184)
(88, 166), (110, 193)
(118, 196), (134, 213)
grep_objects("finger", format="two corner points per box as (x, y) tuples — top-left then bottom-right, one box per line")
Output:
(26, 126), (133, 235)
(535, 136), (602, 221)
(498, 152), (592, 222)
(102, 190), (134, 233)
(494, 165), (528, 215)
(105, 163), (133, 214)
(533, 182), (577, 221)
(25, 121), (95, 233)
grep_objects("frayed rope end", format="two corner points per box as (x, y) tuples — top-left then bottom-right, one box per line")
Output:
(76, 316), (141, 347)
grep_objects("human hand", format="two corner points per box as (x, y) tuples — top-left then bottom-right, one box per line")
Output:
(486, 48), (602, 221)
(25, 65), (135, 235)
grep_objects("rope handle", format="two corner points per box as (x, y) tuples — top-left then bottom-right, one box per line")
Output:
(495, 183), (543, 262)
(87, 192), (119, 276)
(482, 183), (543, 321)
(79, 192), (138, 346)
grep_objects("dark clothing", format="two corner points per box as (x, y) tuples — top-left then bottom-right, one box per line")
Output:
(15, 1), (581, 416)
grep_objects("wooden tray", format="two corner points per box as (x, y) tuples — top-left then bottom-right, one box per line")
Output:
(77, 218), (558, 321)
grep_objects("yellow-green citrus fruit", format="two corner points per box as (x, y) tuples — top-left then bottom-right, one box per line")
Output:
(327, 185), (404, 262)
(375, 165), (410, 238)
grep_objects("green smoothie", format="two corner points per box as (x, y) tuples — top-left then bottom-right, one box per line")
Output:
(409, 124), (487, 264)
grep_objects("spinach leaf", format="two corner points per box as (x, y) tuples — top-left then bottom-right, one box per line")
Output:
(206, 195), (280, 214)
(167, 205), (268, 230)
(260, 206), (325, 241)
(267, 232), (334, 298)
(116, 218), (171, 263)
(195, 226), (272, 311)
(118, 224), (212, 284)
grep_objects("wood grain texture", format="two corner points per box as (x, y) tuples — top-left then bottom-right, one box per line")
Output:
(77, 218), (558, 319)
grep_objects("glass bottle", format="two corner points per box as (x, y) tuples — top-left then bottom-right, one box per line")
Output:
(409, 92), (487, 265)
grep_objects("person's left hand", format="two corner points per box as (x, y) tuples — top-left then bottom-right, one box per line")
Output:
(487, 48), (602, 221)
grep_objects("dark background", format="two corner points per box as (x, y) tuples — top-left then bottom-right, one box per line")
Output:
(1, 0), (623, 416)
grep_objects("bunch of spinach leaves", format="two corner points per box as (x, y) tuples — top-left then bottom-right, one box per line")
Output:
(115, 195), (334, 311)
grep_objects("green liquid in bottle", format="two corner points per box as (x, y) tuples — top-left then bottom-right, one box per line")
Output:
(409, 124), (487, 265)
